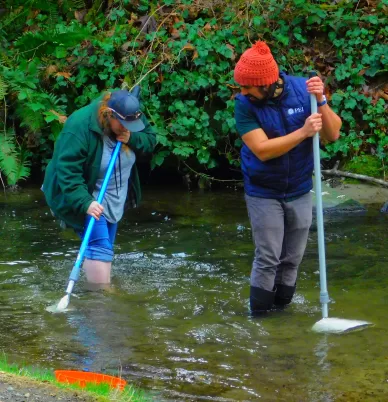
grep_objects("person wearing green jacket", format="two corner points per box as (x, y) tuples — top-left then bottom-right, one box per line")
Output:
(43, 88), (156, 285)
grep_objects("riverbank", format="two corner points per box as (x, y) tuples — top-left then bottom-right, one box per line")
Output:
(309, 181), (388, 212)
(0, 371), (96, 402)
(0, 358), (150, 402)
(330, 182), (388, 205)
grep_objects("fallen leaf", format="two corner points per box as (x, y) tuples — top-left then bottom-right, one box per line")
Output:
(50, 110), (67, 124)
(188, 6), (198, 19)
(376, 89), (388, 101)
(28, 10), (39, 20)
(74, 10), (86, 22)
(44, 65), (58, 78)
(55, 72), (72, 79)
(183, 43), (195, 51)
(155, 73), (164, 83)
(128, 13), (138, 24)
(170, 28), (180, 39)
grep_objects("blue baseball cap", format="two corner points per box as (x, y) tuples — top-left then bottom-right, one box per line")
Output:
(107, 90), (145, 132)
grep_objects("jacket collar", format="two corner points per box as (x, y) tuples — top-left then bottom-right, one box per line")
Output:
(89, 99), (104, 136)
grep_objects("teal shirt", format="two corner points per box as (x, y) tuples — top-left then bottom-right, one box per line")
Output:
(234, 98), (261, 137)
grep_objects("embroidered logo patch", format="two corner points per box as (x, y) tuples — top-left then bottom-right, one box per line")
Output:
(288, 107), (304, 115)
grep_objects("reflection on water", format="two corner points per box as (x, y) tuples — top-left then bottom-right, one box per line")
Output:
(0, 187), (387, 401)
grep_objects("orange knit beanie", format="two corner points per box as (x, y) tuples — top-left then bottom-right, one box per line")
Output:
(234, 41), (279, 86)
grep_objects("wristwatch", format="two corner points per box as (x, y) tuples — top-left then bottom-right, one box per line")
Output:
(317, 95), (327, 107)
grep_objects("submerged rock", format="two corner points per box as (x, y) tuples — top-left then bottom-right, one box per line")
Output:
(311, 186), (366, 215)
(322, 198), (366, 215)
(381, 201), (388, 213)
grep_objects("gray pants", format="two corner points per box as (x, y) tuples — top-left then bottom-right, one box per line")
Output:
(245, 192), (312, 291)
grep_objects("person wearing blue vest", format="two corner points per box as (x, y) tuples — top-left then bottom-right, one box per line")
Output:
(233, 41), (342, 315)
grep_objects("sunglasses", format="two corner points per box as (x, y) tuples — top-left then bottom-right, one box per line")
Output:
(109, 108), (142, 121)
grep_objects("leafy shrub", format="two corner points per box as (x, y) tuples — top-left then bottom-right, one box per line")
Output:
(0, 0), (386, 186)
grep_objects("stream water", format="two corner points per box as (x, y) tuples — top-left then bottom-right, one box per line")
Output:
(0, 187), (387, 401)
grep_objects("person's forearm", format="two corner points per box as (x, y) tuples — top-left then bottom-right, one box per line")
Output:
(127, 116), (156, 154)
(253, 128), (308, 161)
(319, 104), (342, 142)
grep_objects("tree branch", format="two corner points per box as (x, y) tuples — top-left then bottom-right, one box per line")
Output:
(0, 171), (6, 195)
(321, 161), (388, 188)
(183, 161), (243, 183)
(122, 60), (163, 92)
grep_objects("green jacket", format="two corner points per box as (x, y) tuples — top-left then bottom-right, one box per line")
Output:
(43, 95), (156, 231)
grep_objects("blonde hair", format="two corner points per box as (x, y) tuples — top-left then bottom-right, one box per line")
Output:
(98, 92), (129, 152)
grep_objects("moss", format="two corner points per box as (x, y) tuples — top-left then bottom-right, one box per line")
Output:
(343, 155), (385, 179)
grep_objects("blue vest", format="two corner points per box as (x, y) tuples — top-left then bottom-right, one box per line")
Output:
(236, 72), (314, 199)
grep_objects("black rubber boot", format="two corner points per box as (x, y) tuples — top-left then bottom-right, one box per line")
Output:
(250, 286), (275, 316)
(274, 284), (296, 307)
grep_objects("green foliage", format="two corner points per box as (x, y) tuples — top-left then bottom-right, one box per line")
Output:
(0, 0), (387, 185)
(0, 132), (30, 185)
(343, 155), (386, 179)
(13, 24), (92, 56)
(0, 73), (7, 99)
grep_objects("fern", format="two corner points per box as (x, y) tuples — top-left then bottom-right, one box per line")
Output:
(3, 63), (64, 140)
(27, 0), (86, 12)
(12, 31), (47, 53)
(61, 0), (86, 10)
(0, 52), (11, 68)
(15, 89), (63, 133)
(12, 146), (30, 183)
(0, 0), (58, 34)
(2, 69), (35, 97)
(16, 103), (45, 132)
(0, 4), (29, 30)
(0, 132), (30, 185)
(13, 24), (92, 55)
(29, 0), (58, 11)
(0, 73), (7, 99)
(0, 0), (88, 44)
(47, 1), (59, 31)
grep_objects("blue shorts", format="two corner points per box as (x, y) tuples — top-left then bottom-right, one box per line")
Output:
(77, 215), (118, 262)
